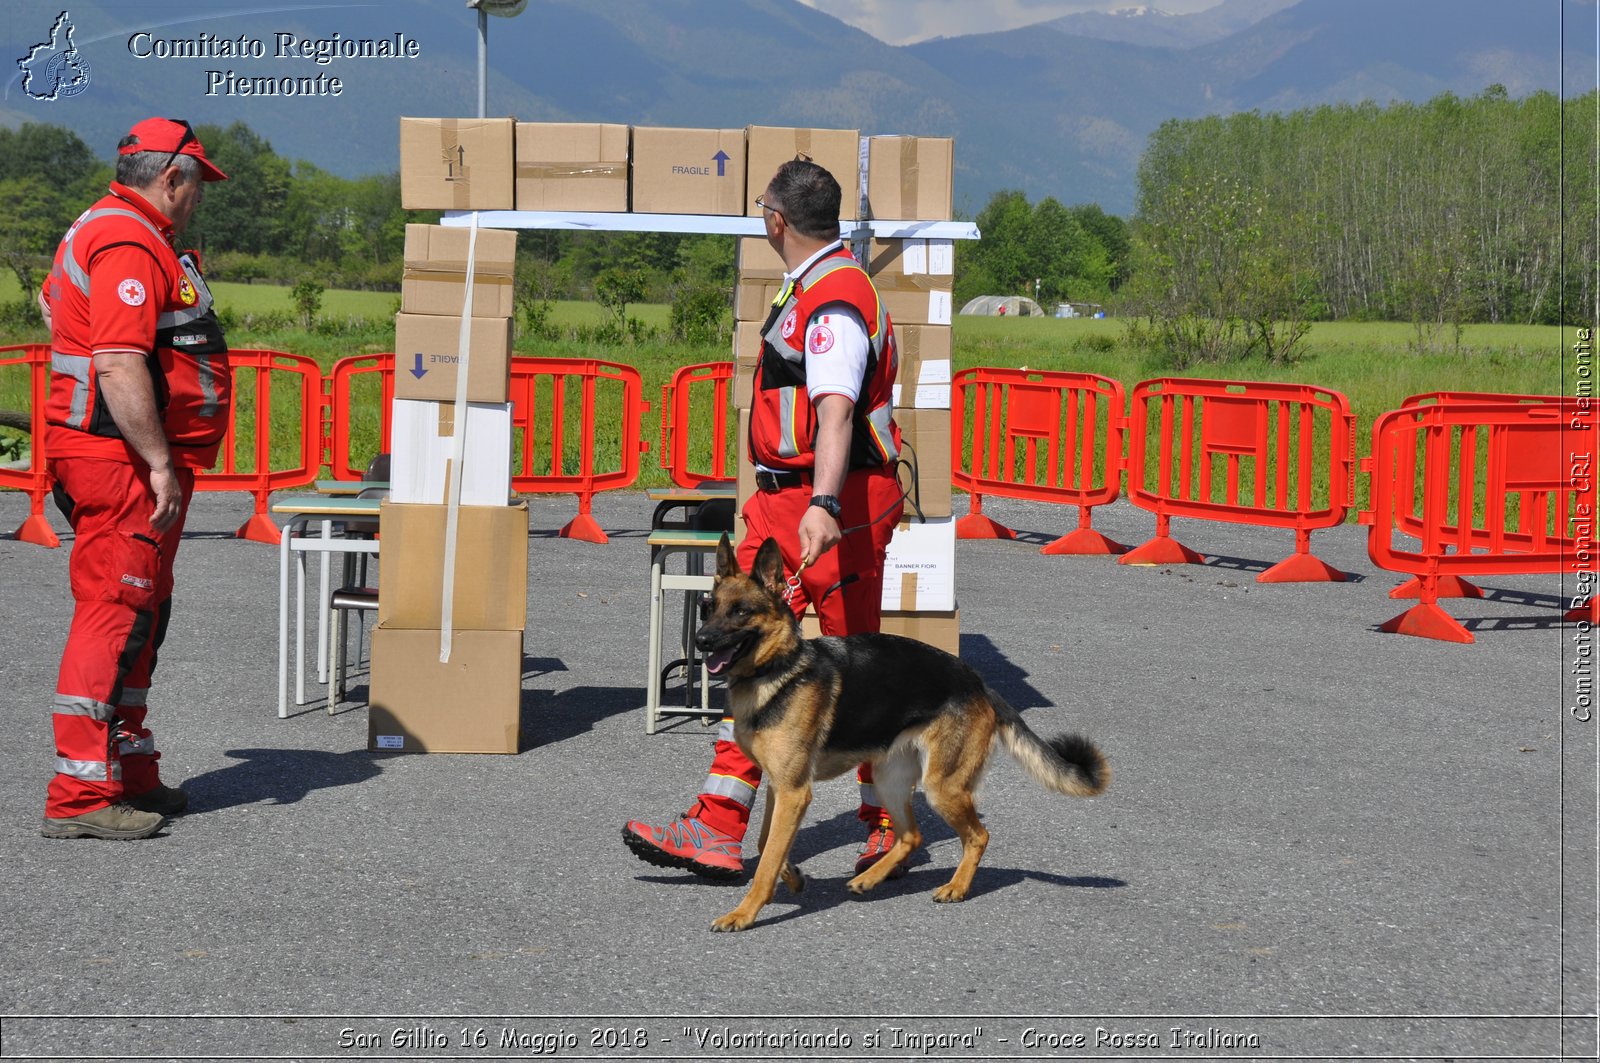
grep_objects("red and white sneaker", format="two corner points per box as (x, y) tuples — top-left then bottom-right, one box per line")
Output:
(623, 803), (745, 881)
(855, 819), (908, 879)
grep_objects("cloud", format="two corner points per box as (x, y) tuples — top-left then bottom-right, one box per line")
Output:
(795, 0), (1225, 44)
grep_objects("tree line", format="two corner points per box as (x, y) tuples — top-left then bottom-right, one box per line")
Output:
(1127, 86), (1598, 363)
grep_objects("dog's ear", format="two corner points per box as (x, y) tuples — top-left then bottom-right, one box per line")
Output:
(715, 532), (740, 579)
(752, 537), (787, 597)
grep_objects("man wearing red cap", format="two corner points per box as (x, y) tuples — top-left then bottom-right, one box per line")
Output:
(38, 117), (231, 839)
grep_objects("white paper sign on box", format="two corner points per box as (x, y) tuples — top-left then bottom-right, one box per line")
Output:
(879, 516), (956, 611)
(389, 398), (513, 506)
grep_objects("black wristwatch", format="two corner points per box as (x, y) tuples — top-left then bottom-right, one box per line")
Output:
(809, 494), (843, 519)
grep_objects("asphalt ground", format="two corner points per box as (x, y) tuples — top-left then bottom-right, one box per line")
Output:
(0, 488), (1594, 1063)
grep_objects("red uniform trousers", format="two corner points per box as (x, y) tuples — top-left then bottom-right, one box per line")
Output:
(46, 457), (193, 818)
(695, 466), (905, 837)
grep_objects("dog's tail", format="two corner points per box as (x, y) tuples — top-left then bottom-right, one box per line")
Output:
(988, 686), (1110, 798)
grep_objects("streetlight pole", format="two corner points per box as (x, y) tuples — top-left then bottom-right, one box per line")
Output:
(476, 5), (488, 118)
(465, 0), (527, 118)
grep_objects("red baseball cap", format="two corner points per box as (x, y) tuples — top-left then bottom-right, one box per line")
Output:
(118, 117), (228, 181)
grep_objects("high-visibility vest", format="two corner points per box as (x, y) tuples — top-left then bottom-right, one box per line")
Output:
(43, 188), (231, 467)
(748, 246), (900, 472)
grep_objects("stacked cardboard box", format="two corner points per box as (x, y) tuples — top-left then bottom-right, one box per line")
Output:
(373, 221), (525, 753)
(368, 501), (529, 754)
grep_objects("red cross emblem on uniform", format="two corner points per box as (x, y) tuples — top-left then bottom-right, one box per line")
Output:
(808, 324), (835, 355)
(117, 278), (147, 306)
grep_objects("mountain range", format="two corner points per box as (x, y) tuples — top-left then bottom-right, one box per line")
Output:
(2, 0), (1592, 216)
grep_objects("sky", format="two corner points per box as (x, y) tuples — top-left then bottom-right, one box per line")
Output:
(793, 0), (1226, 45)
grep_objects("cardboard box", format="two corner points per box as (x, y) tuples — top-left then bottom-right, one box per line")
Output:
(890, 324), (953, 409)
(894, 406), (952, 519)
(631, 127), (746, 215)
(399, 224), (518, 318)
(392, 314), (512, 402)
(400, 117), (515, 210)
(734, 276), (784, 322)
(863, 135), (954, 221)
(736, 407), (755, 511)
(803, 607), (960, 656)
(746, 126), (860, 219)
(369, 626), (523, 754)
(879, 287), (953, 326)
(880, 516), (956, 611)
(389, 398), (513, 505)
(736, 235), (786, 279)
(377, 500), (528, 631)
(514, 121), (629, 212)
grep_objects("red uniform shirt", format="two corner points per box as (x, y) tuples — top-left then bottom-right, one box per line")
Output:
(43, 183), (231, 468)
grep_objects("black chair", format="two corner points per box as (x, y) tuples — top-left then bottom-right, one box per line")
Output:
(326, 455), (388, 710)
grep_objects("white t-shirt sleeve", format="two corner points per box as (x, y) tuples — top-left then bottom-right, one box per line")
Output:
(803, 303), (870, 404)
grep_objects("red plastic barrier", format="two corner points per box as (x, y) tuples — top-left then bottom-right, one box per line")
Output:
(192, 349), (322, 544)
(951, 367), (1128, 554)
(1387, 391), (1564, 602)
(327, 352), (396, 481)
(1123, 377), (1357, 581)
(1362, 399), (1595, 643)
(0, 344), (59, 547)
(327, 354), (649, 543)
(509, 357), (650, 543)
(659, 360), (735, 489)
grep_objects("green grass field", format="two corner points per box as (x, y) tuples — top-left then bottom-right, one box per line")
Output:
(0, 280), (1577, 511)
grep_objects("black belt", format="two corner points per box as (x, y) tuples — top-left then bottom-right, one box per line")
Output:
(754, 469), (808, 492)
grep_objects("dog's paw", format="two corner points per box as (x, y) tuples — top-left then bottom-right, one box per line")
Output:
(845, 874), (876, 895)
(931, 883), (969, 903)
(780, 865), (805, 894)
(710, 910), (755, 932)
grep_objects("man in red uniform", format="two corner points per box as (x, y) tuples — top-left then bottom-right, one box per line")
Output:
(39, 117), (231, 839)
(624, 160), (907, 879)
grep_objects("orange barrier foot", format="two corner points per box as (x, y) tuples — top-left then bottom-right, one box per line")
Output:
(956, 512), (1016, 540)
(1119, 536), (1205, 567)
(1389, 575), (1483, 600)
(236, 512), (281, 546)
(13, 512), (61, 548)
(1042, 528), (1128, 555)
(1378, 602), (1474, 643)
(559, 512), (609, 544)
(1566, 599), (1600, 623)
(1257, 552), (1347, 583)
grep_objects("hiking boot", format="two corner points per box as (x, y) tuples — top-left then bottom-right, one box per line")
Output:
(623, 805), (745, 881)
(855, 820), (908, 879)
(126, 783), (188, 817)
(42, 802), (166, 840)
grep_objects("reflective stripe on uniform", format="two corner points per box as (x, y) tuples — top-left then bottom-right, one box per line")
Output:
(194, 354), (221, 418)
(57, 207), (168, 298)
(119, 687), (149, 708)
(777, 386), (800, 458)
(716, 717), (735, 743)
(859, 782), (880, 808)
(56, 757), (120, 782)
(52, 693), (118, 720)
(51, 351), (92, 428)
(702, 772), (757, 807)
(863, 404), (899, 462)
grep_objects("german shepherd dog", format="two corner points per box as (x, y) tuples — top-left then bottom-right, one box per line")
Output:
(694, 534), (1110, 932)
